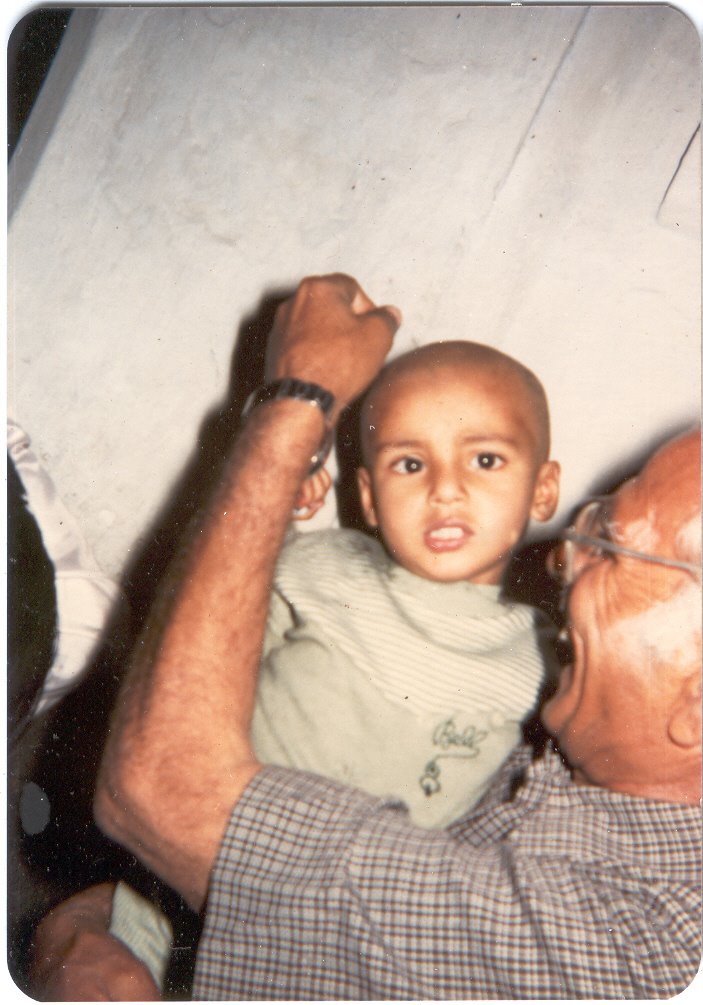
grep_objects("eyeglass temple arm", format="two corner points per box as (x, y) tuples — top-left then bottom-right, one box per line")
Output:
(562, 530), (700, 576)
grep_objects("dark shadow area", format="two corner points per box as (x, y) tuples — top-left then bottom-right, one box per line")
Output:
(503, 538), (561, 624)
(7, 7), (72, 159)
(502, 539), (564, 757)
(22, 635), (202, 999)
(7, 456), (59, 993)
(335, 392), (372, 532)
(7, 453), (143, 994)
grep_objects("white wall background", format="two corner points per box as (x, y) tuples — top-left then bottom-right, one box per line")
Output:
(8, 3), (701, 581)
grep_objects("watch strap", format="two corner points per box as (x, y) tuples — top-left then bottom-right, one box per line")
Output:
(241, 378), (335, 421)
(241, 378), (335, 474)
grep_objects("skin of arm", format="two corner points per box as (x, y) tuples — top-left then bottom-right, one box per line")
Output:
(94, 275), (400, 911)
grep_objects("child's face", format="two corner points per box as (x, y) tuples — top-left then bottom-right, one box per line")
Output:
(357, 364), (559, 584)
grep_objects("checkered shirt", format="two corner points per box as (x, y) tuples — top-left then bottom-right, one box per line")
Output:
(194, 744), (701, 1000)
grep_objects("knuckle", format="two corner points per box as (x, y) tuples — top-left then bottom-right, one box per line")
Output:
(297, 275), (324, 294)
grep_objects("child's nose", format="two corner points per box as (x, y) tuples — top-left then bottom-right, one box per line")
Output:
(430, 465), (466, 503)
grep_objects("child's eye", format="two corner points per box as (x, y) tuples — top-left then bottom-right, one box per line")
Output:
(471, 452), (505, 471)
(391, 457), (424, 474)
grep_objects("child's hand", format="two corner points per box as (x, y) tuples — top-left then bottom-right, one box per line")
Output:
(293, 467), (333, 521)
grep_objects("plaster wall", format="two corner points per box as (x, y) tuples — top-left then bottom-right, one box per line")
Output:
(8, 3), (701, 580)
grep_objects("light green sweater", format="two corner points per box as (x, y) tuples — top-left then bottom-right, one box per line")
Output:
(253, 528), (555, 828)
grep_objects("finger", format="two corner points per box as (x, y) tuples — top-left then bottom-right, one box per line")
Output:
(313, 467), (332, 494)
(321, 272), (361, 305)
(293, 500), (322, 521)
(293, 492), (325, 519)
(294, 273), (359, 309)
(348, 282), (375, 315)
(372, 303), (403, 329)
(294, 481), (317, 511)
(357, 304), (402, 348)
(350, 286), (402, 331)
(294, 484), (313, 509)
(293, 469), (329, 513)
(293, 275), (400, 330)
(307, 469), (330, 497)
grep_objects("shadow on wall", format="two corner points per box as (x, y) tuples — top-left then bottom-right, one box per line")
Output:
(119, 285), (294, 626)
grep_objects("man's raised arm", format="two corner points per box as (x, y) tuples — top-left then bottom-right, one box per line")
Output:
(94, 275), (400, 910)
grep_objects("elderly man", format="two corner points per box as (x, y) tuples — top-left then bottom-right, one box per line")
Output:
(43, 275), (702, 999)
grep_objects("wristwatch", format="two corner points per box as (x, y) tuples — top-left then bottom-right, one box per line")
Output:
(241, 378), (336, 474)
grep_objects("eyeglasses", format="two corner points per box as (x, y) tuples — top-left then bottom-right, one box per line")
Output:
(550, 496), (700, 590)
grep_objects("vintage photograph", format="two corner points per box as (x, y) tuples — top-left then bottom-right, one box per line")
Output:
(7, 3), (701, 999)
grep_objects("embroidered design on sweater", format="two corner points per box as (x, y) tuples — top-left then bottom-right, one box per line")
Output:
(419, 717), (488, 796)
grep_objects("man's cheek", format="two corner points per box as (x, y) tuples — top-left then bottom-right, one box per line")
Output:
(608, 587), (699, 669)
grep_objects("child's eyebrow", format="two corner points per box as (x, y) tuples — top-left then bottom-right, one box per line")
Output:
(458, 434), (523, 450)
(374, 434), (524, 454)
(374, 439), (426, 454)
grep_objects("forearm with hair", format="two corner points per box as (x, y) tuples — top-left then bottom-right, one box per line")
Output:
(95, 401), (324, 909)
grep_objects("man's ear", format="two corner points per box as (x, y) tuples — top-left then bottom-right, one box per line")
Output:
(356, 467), (378, 528)
(667, 671), (702, 750)
(530, 460), (561, 523)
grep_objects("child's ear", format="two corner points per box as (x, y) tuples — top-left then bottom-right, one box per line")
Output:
(530, 460), (560, 523)
(356, 467), (378, 528)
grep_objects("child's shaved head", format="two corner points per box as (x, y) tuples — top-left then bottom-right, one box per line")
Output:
(360, 341), (551, 467)
(355, 340), (559, 585)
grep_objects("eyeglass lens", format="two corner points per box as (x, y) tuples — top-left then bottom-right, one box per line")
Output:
(549, 498), (612, 591)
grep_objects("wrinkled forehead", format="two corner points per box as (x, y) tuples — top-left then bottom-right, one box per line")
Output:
(606, 487), (660, 552)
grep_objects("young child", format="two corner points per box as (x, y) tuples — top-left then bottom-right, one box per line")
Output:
(108, 339), (561, 984)
(251, 339), (560, 827)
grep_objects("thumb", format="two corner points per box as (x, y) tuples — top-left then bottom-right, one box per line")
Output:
(381, 303), (403, 328)
(349, 284), (402, 330)
(362, 303), (403, 337)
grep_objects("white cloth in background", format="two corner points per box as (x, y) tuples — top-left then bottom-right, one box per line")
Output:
(8, 419), (121, 715)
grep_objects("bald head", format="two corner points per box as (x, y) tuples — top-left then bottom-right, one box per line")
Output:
(643, 427), (701, 571)
(360, 341), (551, 467)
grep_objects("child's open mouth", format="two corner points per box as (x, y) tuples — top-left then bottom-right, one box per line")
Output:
(425, 521), (472, 551)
